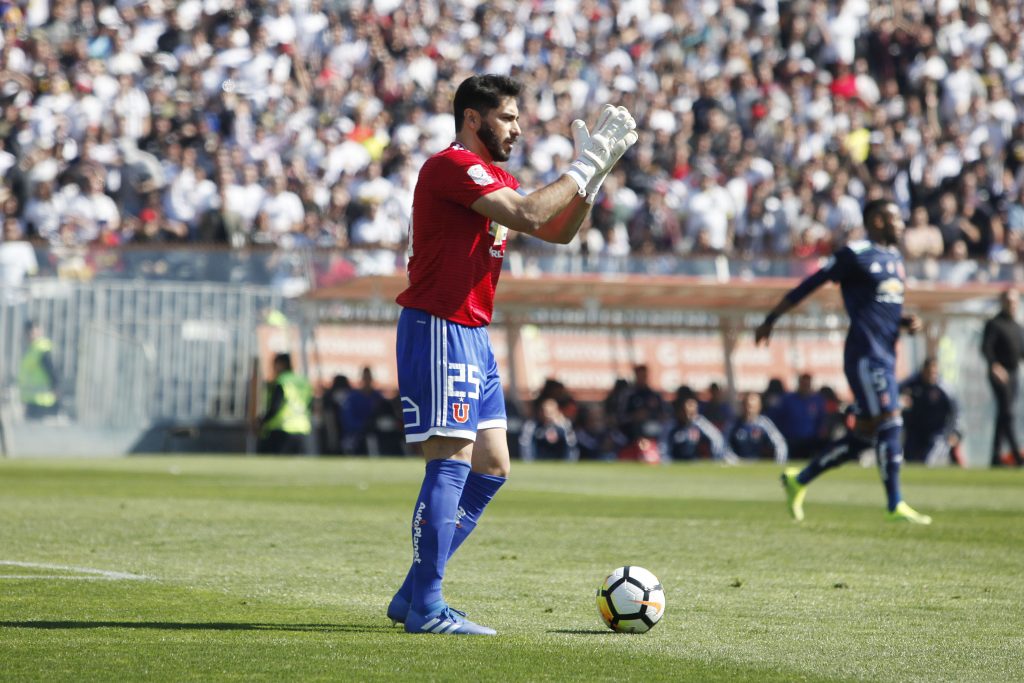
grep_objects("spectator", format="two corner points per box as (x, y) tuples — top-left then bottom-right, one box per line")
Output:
(226, 163), (266, 233)
(519, 398), (578, 462)
(727, 392), (788, 463)
(699, 381), (736, 434)
(666, 392), (727, 462)
(621, 364), (667, 457)
(319, 374), (351, 456)
(901, 205), (944, 260)
(761, 377), (787, 428)
(340, 366), (384, 455)
(197, 181), (246, 247)
(369, 391), (407, 457)
(683, 161), (735, 254)
(574, 404), (624, 462)
(22, 181), (64, 241)
(68, 171), (120, 238)
(0, 215), (38, 301)
(899, 357), (963, 467)
(777, 372), (827, 461)
(257, 175), (304, 243)
(349, 195), (403, 275)
(602, 378), (632, 435)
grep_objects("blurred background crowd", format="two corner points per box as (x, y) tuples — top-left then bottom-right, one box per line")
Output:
(2, 0), (1024, 280)
(322, 358), (962, 466)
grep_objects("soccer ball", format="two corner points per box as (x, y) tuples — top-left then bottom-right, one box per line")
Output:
(595, 565), (666, 633)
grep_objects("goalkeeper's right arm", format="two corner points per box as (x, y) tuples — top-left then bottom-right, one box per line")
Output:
(469, 105), (638, 239)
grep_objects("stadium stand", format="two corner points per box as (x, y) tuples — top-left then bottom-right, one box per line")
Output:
(1, 0), (1023, 277)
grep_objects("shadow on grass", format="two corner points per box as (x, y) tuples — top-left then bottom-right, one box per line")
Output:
(0, 621), (392, 633)
(547, 628), (614, 635)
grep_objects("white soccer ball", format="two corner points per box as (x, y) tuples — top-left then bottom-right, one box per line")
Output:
(595, 565), (666, 633)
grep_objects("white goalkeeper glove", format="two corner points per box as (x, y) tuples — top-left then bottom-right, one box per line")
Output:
(563, 104), (637, 196)
(579, 106), (639, 205)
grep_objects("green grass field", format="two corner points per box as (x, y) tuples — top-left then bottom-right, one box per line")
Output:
(1, 457), (1022, 682)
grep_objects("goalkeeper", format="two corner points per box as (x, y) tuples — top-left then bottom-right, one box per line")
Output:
(388, 74), (638, 635)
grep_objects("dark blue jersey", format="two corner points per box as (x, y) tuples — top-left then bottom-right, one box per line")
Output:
(667, 416), (725, 461)
(899, 374), (960, 441)
(728, 415), (788, 463)
(785, 240), (905, 363)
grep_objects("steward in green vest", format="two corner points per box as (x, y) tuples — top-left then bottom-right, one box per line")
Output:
(18, 322), (59, 420)
(259, 352), (314, 455)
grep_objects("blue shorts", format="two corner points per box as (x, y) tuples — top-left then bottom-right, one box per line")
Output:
(845, 355), (899, 418)
(396, 308), (507, 443)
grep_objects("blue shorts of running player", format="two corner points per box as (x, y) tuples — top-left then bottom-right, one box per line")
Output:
(396, 307), (507, 443)
(845, 354), (900, 418)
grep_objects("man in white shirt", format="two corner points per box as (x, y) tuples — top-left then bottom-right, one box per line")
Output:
(684, 162), (735, 253)
(226, 163), (265, 229)
(257, 175), (304, 241)
(68, 173), (120, 236)
(349, 196), (402, 275)
(22, 181), (65, 241)
(112, 73), (152, 141)
(261, 0), (297, 47)
(0, 217), (39, 303)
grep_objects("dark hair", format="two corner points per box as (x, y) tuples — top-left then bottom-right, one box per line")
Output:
(453, 74), (522, 132)
(274, 352), (293, 371)
(863, 198), (895, 228)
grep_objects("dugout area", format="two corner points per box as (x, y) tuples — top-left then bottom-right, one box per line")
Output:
(295, 272), (1004, 466)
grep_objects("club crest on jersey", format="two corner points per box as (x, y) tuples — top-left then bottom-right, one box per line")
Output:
(452, 402), (470, 423)
(876, 277), (904, 304)
(466, 164), (495, 186)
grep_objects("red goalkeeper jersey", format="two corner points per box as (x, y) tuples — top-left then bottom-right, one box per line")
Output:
(396, 143), (519, 326)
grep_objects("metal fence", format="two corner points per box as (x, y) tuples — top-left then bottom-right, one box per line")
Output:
(0, 279), (282, 431)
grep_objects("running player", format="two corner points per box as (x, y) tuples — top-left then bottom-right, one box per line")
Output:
(755, 198), (932, 524)
(388, 74), (638, 635)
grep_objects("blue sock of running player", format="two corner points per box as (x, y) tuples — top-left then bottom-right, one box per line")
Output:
(797, 431), (873, 485)
(409, 458), (471, 614)
(395, 471), (506, 604)
(875, 417), (904, 511)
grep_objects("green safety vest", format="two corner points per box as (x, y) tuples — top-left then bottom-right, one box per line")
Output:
(262, 371), (312, 435)
(19, 338), (57, 407)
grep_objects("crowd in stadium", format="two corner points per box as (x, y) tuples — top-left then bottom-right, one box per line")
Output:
(322, 360), (962, 466)
(1, 0), (1023, 278)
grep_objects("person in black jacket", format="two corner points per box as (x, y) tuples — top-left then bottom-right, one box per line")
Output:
(982, 288), (1024, 467)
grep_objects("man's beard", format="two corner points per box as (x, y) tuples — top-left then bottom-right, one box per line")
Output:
(477, 121), (509, 162)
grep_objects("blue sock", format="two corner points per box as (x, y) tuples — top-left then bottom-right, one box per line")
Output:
(395, 471), (505, 605)
(449, 472), (506, 557)
(409, 459), (471, 614)
(798, 431), (873, 485)
(876, 417), (904, 511)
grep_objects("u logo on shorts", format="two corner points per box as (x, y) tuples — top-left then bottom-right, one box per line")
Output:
(452, 402), (470, 424)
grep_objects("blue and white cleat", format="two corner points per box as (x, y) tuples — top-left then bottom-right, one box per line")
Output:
(404, 605), (496, 635)
(386, 593), (410, 626)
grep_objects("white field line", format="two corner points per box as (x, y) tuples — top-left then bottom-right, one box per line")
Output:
(0, 561), (149, 580)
